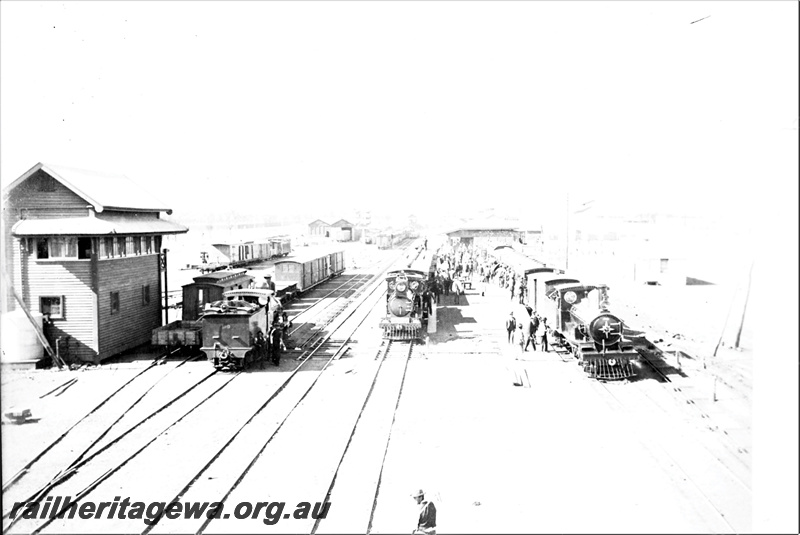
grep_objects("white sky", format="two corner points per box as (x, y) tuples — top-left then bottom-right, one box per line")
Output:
(1, 2), (798, 530)
(1, 1), (797, 223)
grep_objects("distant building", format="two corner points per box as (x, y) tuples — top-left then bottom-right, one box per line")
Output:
(308, 219), (329, 236)
(445, 219), (521, 253)
(531, 201), (699, 285)
(2, 163), (188, 363)
(328, 219), (355, 242)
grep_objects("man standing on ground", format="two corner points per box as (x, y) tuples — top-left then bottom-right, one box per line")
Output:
(412, 490), (437, 535)
(505, 312), (516, 344)
(540, 317), (550, 352)
(452, 277), (463, 305)
(525, 313), (538, 351)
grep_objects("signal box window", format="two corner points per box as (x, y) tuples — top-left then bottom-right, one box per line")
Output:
(103, 237), (115, 258)
(78, 237), (92, 259)
(36, 238), (49, 259)
(110, 291), (120, 315)
(35, 237), (79, 259)
(40, 296), (64, 319)
(142, 285), (151, 306)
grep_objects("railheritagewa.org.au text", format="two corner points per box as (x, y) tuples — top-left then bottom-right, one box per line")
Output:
(10, 497), (331, 525)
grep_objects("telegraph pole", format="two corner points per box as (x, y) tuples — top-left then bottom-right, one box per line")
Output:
(565, 192), (570, 270)
(162, 249), (169, 325)
(734, 260), (754, 349)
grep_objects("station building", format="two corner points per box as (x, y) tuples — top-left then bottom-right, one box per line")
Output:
(1, 163), (188, 364)
(445, 220), (522, 254)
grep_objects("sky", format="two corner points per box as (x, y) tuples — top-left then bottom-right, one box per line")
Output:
(1, 1), (797, 226)
(0, 2), (798, 530)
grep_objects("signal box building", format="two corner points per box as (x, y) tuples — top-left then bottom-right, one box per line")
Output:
(2, 163), (188, 363)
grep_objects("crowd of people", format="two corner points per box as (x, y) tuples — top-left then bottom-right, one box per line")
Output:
(505, 310), (549, 353)
(427, 242), (477, 305)
(432, 240), (554, 352)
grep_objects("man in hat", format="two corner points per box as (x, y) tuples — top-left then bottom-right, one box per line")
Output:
(263, 274), (276, 292)
(505, 311), (517, 344)
(411, 489), (436, 535)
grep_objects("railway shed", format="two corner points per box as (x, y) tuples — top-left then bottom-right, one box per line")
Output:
(1, 162), (188, 364)
(307, 219), (329, 237)
(446, 219), (521, 253)
(328, 219), (355, 242)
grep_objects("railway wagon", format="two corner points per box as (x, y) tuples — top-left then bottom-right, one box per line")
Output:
(211, 236), (292, 267)
(380, 243), (437, 340)
(200, 288), (285, 371)
(273, 247), (345, 293)
(182, 269), (254, 321)
(491, 245), (560, 313)
(211, 241), (256, 266)
(269, 236), (292, 258)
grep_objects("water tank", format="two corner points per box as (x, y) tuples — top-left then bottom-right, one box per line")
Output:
(0, 310), (44, 362)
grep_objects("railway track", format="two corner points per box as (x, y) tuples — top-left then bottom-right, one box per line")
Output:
(135, 245), (401, 534)
(5, 364), (235, 534)
(1, 348), (192, 514)
(312, 339), (415, 535)
(634, 347), (751, 477)
(10, 241), (422, 534)
(287, 275), (376, 345)
(590, 377), (751, 532)
(4, 241), (423, 534)
(285, 273), (375, 332)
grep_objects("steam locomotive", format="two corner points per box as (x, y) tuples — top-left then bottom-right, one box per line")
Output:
(200, 288), (286, 371)
(491, 245), (636, 380)
(153, 270), (287, 372)
(544, 281), (635, 379)
(380, 243), (437, 340)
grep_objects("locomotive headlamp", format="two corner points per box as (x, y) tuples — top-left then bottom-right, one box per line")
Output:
(410, 281), (419, 290)
(564, 291), (577, 304)
(396, 281), (408, 293)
